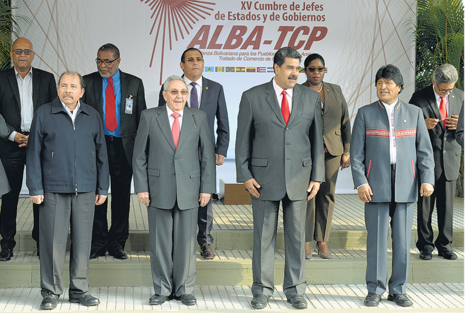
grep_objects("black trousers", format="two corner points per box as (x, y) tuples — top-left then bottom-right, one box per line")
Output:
(0, 156), (39, 250)
(91, 136), (132, 253)
(416, 171), (456, 252)
(197, 198), (214, 246)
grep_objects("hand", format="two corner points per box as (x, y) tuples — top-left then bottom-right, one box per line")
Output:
(138, 192), (150, 206)
(445, 115), (459, 130)
(340, 154), (350, 170)
(215, 154), (225, 166)
(14, 133), (28, 148)
(420, 184), (434, 197)
(199, 193), (211, 207)
(30, 195), (44, 205)
(95, 194), (107, 205)
(307, 181), (321, 200)
(357, 184), (373, 202)
(424, 118), (439, 130)
(244, 178), (261, 198)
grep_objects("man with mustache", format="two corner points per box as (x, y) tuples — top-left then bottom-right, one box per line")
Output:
(158, 47), (229, 260)
(26, 71), (109, 310)
(83, 43), (146, 260)
(0, 37), (57, 260)
(235, 46), (324, 310)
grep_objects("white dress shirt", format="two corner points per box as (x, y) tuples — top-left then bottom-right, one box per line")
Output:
(382, 99), (398, 164)
(433, 88), (449, 115)
(272, 79), (292, 113)
(183, 76), (202, 109)
(166, 105), (183, 131)
(8, 67), (33, 141)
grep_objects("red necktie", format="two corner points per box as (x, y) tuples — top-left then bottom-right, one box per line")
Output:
(439, 97), (447, 129)
(171, 112), (181, 148)
(281, 90), (290, 125)
(106, 77), (117, 132)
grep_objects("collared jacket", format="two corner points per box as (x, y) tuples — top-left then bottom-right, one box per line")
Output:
(351, 99), (434, 203)
(26, 97), (109, 196)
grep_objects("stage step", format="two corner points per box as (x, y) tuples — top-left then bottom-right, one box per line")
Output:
(0, 248), (463, 288)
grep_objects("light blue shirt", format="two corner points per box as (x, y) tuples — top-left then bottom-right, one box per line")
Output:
(102, 70), (121, 137)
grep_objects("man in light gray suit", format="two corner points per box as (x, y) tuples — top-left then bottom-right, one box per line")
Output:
(351, 65), (434, 307)
(235, 47), (324, 310)
(133, 76), (215, 306)
(0, 115), (11, 196)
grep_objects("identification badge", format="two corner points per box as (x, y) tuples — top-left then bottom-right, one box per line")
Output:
(125, 96), (133, 114)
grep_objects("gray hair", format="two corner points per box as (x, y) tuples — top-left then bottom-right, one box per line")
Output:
(433, 64), (458, 85)
(273, 47), (302, 68)
(163, 75), (186, 91)
(58, 71), (85, 89)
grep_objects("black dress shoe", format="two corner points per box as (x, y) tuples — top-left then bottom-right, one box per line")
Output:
(387, 293), (413, 307)
(419, 249), (433, 260)
(69, 294), (100, 306)
(40, 293), (59, 310)
(438, 250), (458, 260)
(149, 294), (168, 305)
(89, 250), (106, 260)
(0, 248), (13, 261)
(176, 293), (197, 306)
(287, 295), (307, 309)
(251, 294), (269, 309)
(109, 248), (128, 260)
(364, 292), (381, 307)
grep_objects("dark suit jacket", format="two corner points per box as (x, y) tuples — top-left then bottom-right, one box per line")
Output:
(0, 67), (57, 159)
(235, 80), (324, 201)
(158, 76), (230, 156)
(409, 85), (464, 181)
(0, 114), (11, 195)
(82, 71), (147, 165)
(302, 81), (351, 156)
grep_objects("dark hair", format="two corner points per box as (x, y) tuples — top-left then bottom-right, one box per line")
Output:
(273, 47), (302, 68)
(98, 43), (120, 59)
(304, 53), (325, 68)
(375, 64), (404, 93)
(181, 47), (203, 63)
(58, 71), (85, 89)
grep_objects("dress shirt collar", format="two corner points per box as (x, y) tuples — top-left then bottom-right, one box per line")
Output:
(103, 69), (120, 83)
(272, 78), (293, 98)
(60, 99), (81, 122)
(183, 75), (202, 88)
(166, 104), (184, 118)
(14, 66), (32, 78)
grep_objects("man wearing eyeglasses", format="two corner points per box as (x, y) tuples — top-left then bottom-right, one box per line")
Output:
(158, 47), (229, 260)
(0, 37), (57, 261)
(409, 63), (464, 261)
(82, 43), (146, 260)
(133, 75), (215, 306)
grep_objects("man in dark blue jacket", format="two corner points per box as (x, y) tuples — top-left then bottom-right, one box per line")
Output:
(26, 71), (109, 310)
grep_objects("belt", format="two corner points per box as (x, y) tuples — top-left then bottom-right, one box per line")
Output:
(391, 164), (396, 171)
(105, 135), (121, 142)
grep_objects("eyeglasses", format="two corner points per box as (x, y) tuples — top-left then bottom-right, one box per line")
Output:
(13, 49), (33, 55)
(307, 67), (325, 73)
(95, 57), (119, 66)
(168, 89), (189, 96)
(436, 85), (453, 93)
(185, 57), (203, 63)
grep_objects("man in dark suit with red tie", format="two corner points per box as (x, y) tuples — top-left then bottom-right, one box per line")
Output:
(409, 63), (464, 260)
(83, 43), (146, 260)
(0, 37), (57, 260)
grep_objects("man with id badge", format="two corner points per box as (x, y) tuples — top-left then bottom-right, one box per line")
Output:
(82, 43), (147, 260)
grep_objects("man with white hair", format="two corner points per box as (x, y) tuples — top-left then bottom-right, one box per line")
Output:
(409, 63), (464, 261)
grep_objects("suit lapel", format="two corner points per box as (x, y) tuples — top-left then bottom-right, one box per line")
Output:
(94, 72), (104, 115)
(448, 92), (460, 116)
(289, 84), (302, 124)
(425, 86), (444, 130)
(156, 106), (176, 150)
(32, 67), (41, 110)
(322, 82), (332, 115)
(177, 107), (194, 148)
(7, 68), (21, 111)
(120, 71), (128, 119)
(265, 81), (285, 125)
(200, 76), (208, 111)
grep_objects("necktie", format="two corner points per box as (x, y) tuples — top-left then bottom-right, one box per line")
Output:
(281, 90), (290, 125)
(171, 112), (181, 148)
(106, 77), (117, 132)
(439, 97), (447, 129)
(190, 82), (198, 109)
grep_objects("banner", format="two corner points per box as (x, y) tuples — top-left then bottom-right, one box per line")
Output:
(14, 0), (417, 192)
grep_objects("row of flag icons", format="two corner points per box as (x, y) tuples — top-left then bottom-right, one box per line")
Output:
(205, 66), (307, 73)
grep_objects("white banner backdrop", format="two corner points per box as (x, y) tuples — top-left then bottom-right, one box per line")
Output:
(14, 0), (417, 193)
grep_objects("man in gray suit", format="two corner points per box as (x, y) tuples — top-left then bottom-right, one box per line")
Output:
(133, 76), (215, 306)
(235, 47), (324, 310)
(351, 65), (434, 307)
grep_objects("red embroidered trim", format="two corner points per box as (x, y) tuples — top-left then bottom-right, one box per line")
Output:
(367, 159), (372, 178)
(366, 129), (390, 137)
(412, 160), (415, 178)
(396, 129), (417, 137)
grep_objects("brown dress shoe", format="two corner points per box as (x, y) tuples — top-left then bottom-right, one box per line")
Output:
(305, 242), (312, 259)
(316, 241), (331, 259)
(200, 244), (215, 259)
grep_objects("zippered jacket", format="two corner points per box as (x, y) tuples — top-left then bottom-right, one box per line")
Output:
(26, 97), (109, 196)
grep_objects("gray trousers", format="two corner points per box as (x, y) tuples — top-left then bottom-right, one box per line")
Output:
(148, 205), (198, 297)
(365, 201), (413, 295)
(251, 195), (307, 299)
(39, 192), (95, 297)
